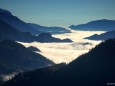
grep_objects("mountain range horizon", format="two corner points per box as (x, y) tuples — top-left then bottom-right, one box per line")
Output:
(0, 0), (115, 27)
(0, 1), (115, 86)
(0, 8), (114, 28)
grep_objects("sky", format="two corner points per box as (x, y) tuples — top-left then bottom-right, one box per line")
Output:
(0, 0), (115, 27)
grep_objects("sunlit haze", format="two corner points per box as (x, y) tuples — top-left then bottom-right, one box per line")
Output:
(20, 30), (105, 63)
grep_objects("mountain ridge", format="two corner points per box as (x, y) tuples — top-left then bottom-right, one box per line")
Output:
(3, 39), (115, 86)
(69, 19), (115, 31)
(0, 19), (72, 43)
(28, 23), (71, 34)
(85, 30), (115, 40)
(0, 39), (54, 85)
(0, 8), (41, 35)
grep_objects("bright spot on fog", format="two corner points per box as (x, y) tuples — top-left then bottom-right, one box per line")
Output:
(19, 30), (105, 64)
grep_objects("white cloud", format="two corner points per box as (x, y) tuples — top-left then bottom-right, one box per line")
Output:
(0, 72), (17, 81)
(19, 30), (105, 64)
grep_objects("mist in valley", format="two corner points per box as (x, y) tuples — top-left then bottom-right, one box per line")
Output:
(20, 30), (105, 63)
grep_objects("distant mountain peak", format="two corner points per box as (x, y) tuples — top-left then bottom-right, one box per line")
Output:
(88, 19), (115, 23)
(85, 30), (115, 40)
(101, 19), (108, 21)
(69, 19), (115, 31)
(0, 8), (12, 15)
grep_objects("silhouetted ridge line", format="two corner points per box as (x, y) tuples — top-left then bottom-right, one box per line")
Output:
(69, 19), (115, 31)
(0, 39), (54, 85)
(85, 30), (115, 40)
(3, 39), (115, 86)
(0, 20), (72, 43)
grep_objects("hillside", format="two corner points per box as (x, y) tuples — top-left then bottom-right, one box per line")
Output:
(0, 8), (40, 35)
(69, 19), (115, 31)
(0, 40), (54, 85)
(28, 23), (71, 34)
(3, 39), (115, 86)
(0, 20), (72, 43)
(85, 30), (115, 40)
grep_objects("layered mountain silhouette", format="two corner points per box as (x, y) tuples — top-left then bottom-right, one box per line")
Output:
(28, 23), (71, 34)
(0, 8), (70, 35)
(3, 39), (115, 86)
(69, 19), (115, 31)
(0, 19), (72, 43)
(0, 8), (41, 35)
(0, 40), (54, 85)
(36, 33), (72, 43)
(85, 30), (115, 40)
(27, 46), (41, 52)
(0, 19), (34, 42)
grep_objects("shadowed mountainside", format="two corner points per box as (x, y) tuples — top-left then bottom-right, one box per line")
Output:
(0, 8), (71, 35)
(28, 23), (71, 34)
(85, 30), (115, 40)
(0, 19), (35, 42)
(0, 20), (72, 43)
(0, 39), (54, 85)
(3, 39), (115, 86)
(69, 19), (115, 31)
(27, 46), (41, 52)
(0, 8), (41, 35)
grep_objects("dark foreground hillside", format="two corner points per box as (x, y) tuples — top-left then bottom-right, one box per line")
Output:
(3, 39), (115, 86)
(0, 40), (54, 85)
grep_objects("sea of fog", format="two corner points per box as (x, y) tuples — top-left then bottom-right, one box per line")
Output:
(19, 30), (105, 64)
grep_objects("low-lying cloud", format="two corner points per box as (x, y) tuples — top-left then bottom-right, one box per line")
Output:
(19, 30), (105, 63)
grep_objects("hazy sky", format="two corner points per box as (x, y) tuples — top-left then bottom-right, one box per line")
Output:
(0, 0), (115, 27)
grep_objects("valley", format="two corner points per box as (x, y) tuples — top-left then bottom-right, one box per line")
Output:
(20, 30), (105, 63)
